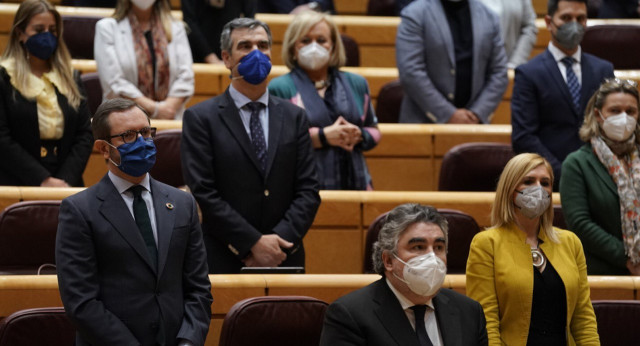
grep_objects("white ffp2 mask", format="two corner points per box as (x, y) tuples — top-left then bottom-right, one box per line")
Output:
(393, 252), (446, 297)
(297, 42), (330, 71)
(601, 112), (637, 142)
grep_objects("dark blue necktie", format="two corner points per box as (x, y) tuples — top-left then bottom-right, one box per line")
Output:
(247, 102), (267, 172)
(411, 305), (434, 346)
(561, 56), (581, 112)
(129, 185), (157, 269)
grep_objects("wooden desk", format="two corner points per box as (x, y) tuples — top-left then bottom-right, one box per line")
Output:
(0, 274), (636, 346)
(2, 4), (640, 67)
(79, 123), (512, 190)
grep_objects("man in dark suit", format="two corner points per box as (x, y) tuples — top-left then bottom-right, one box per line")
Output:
(511, 0), (614, 187)
(56, 99), (212, 346)
(181, 18), (320, 274)
(320, 204), (487, 346)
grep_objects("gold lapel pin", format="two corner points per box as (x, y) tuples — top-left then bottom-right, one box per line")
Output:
(166, 203), (174, 210)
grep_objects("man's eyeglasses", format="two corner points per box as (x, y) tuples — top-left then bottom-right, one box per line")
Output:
(108, 127), (157, 144)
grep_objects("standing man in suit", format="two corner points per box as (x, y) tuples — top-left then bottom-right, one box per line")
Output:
(181, 18), (320, 274)
(56, 98), (212, 346)
(511, 0), (614, 188)
(320, 203), (487, 346)
(396, 0), (508, 124)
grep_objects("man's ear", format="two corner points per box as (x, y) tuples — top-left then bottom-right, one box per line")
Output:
(544, 15), (552, 30)
(222, 50), (233, 70)
(382, 250), (394, 272)
(95, 140), (110, 160)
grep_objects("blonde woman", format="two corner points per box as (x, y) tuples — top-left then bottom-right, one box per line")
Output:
(94, 0), (193, 119)
(0, 0), (92, 187)
(560, 79), (640, 275)
(268, 11), (380, 190)
(466, 153), (599, 345)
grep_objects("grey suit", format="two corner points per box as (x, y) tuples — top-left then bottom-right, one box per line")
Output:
(56, 175), (212, 346)
(320, 279), (488, 345)
(396, 0), (508, 123)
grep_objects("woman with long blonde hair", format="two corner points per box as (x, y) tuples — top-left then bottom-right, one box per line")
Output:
(0, 0), (92, 187)
(94, 0), (194, 119)
(466, 153), (599, 345)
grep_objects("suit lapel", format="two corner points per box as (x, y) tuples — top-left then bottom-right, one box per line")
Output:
(426, 0), (455, 66)
(150, 178), (175, 280)
(433, 292), (462, 346)
(96, 175), (157, 273)
(373, 280), (420, 346)
(542, 50), (578, 117)
(579, 54), (597, 112)
(264, 97), (283, 177)
(218, 90), (265, 175)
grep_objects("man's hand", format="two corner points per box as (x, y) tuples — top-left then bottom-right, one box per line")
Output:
(447, 109), (480, 124)
(243, 234), (293, 267)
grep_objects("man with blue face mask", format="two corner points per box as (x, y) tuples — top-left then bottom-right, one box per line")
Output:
(320, 204), (487, 346)
(181, 18), (320, 273)
(511, 0), (615, 190)
(56, 98), (212, 346)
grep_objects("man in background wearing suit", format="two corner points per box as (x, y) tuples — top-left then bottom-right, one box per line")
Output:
(396, 0), (508, 124)
(511, 0), (614, 188)
(181, 18), (320, 274)
(320, 203), (487, 346)
(56, 98), (212, 346)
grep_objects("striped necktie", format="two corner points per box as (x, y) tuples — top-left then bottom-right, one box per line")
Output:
(246, 102), (267, 172)
(561, 56), (581, 112)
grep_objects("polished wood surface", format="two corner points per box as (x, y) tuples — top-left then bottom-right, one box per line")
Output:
(0, 274), (637, 346)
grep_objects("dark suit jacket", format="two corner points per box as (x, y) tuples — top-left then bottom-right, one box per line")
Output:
(320, 278), (488, 346)
(560, 144), (629, 275)
(0, 67), (93, 186)
(511, 49), (614, 184)
(56, 175), (212, 346)
(181, 89), (320, 273)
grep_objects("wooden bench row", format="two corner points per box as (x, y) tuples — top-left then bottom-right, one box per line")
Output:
(1, 188), (559, 273)
(0, 273), (636, 346)
(80, 123), (512, 190)
(0, 4), (638, 67)
(68, 59), (640, 125)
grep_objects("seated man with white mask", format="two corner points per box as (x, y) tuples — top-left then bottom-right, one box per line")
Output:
(319, 203), (488, 346)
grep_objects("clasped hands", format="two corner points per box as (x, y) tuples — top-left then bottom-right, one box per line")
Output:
(243, 234), (294, 267)
(323, 116), (362, 151)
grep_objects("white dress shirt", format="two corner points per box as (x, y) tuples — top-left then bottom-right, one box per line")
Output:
(108, 171), (158, 245)
(548, 41), (583, 85)
(386, 278), (443, 346)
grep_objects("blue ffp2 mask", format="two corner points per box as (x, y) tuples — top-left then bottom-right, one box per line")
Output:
(25, 32), (58, 60)
(235, 49), (272, 85)
(107, 136), (157, 177)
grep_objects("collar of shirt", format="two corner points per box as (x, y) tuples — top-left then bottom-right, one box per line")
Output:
(548, 41), (581, 64)
(228, 84), (270, 146)
(228, 84), (269, 110)
(385, 278), (435, 311)
(108, 171), (151, 195)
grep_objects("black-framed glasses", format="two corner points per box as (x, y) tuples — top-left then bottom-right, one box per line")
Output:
(108, 127), (157, 144)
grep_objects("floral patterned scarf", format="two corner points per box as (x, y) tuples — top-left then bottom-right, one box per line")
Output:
(128, 11), (169, 101)
(591, 135), (640, 264)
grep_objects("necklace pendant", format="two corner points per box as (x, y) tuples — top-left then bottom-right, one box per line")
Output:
(531, 248), (545, 268)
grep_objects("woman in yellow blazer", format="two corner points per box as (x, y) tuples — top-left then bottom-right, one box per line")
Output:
(466, 153), (599, 346)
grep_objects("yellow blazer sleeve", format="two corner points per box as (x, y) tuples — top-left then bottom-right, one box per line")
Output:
(466, 231), (502, 346)
(567, 233), (600, 345)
